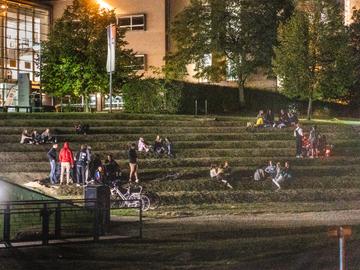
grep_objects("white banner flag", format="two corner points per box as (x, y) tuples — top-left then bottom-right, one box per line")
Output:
(106, 24), (116, 73)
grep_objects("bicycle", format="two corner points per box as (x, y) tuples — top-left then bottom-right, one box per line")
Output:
(110, 183), (150, 211)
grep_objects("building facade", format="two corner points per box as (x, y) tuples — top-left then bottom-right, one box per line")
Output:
(0, 0), (50, 107)
(0, 0), (358, 109)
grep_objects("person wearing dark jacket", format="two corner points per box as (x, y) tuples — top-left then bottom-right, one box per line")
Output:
(47, 144), (58, 184)
(75, 145), (88, 185)
(59, 142), (74, 185)
(264, 109), (275, 127)
(128, 143), (139, 183)
(104, 154), (121, 183)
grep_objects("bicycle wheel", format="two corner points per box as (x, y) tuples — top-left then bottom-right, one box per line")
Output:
(144, 191), (160, 210)
(128, 193), (141, 209)
(111, 191), (125, 208)
(140, 195), (151, 211)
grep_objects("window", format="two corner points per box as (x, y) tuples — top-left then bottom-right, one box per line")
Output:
(25, 62), (31, 69)
(134, 54), (146, 70)
(9, 60), (17, 68)
(117, 14), (146, 31)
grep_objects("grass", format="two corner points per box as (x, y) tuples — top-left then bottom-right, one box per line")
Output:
(0, 112), (360, 215)
(1, 113), (360, 269)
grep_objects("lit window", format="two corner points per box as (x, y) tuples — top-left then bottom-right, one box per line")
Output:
(9, 60), (16, 68)
(117, 14), (146, 31)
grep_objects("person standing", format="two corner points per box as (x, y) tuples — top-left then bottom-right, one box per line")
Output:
(47, 144), (58, 185)
(84, 145), (92, 183)
(128, 143), (139, 183)
(59, 142), (74, 185)
(75, 145), (88, 186)
(294, 123), (304, 158)
(309, 125), (318, 158)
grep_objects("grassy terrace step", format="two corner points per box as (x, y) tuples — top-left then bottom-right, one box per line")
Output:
(0, 124), (353, 133)
(1, 155), (357, 167)
(0, 139), (359, 152)
(157, 188), (360, 205)
(0, 131), (354, 144)
(0, 119), (251, 128)
(145, 175), (360, 192)
(0, 163), (357, 178)
(0, 148), (298, 162)
(1, 146), (358, 162)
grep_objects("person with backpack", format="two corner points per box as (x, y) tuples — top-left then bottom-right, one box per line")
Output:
(59, 142), (74, 185)
(75, 145), (88, 186)
(47, 144), (58, 185)
(294, 123), (304, 158)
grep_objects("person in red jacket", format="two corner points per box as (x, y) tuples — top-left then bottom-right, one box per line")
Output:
(59, 142), (74, 185)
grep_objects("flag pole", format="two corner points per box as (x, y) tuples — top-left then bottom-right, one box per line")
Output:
(107, 24), (115, 113)
(109, 50), (113, 113)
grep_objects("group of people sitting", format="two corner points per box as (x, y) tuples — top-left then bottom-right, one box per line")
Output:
(138, 135), (174, 158)
(209, 161), (233, 189)
(47, 143), (121, 186)
(251, 109), (298, 129)
(21, 129), (57, 144)
(254, 160), (292, 191)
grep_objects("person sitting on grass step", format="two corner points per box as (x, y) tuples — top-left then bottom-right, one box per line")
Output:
(20, 129), (33, 144)
(138, 137), (151, 153)
(264, 160), (277, 178)
(209, 164), (233, 189)
(254, 110), (264, 128)
(272, 162), (292, 191)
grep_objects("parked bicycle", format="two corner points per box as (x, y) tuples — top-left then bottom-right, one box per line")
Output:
(110, 183), (150, 211)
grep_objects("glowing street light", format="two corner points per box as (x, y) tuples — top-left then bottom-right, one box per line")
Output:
(96, 0), (112, 10)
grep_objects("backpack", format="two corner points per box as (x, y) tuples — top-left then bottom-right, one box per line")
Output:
(77, 151), (88, 166)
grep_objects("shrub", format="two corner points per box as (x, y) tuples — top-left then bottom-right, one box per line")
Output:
(122, 79), (181, 114)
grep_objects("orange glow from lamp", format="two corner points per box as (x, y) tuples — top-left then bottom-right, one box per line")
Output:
(97, 0), (112, 10)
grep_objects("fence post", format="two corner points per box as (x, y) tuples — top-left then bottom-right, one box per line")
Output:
(3, 204), (10, 245)
(139, 200), (143, 239)
(55, 202), (61, 239)
(41, 203), (50, 245)
(93, 202), (100, 242)
(205, 100), (208, 115)
(195, 100), (198, 116)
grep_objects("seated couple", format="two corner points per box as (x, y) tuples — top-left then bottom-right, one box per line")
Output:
(138, 135), (174, 157)
(209, 161), (233, 189)
(254, 161), (292, 191)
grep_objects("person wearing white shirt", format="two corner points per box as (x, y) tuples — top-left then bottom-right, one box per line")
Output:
(294, 123), (304, 158)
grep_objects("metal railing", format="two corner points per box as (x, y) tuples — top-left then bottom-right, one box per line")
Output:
(0, 198), (142, 248)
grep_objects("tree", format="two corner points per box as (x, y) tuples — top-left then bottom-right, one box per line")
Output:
(274, 0), (354, 119)
(168, 0), (293, 106)
(348, 9), (360, 106)
(41, 0), (137, 111)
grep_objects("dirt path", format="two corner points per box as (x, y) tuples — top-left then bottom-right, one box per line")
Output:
(146, 209), (360, 228)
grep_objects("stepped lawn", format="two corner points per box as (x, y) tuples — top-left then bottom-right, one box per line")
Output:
(0, 113), (359, 217)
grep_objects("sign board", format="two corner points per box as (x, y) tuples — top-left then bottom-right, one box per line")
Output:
(328, 226), (352, 239)
(18, 73), (30, 106)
